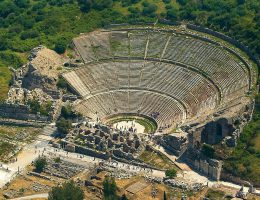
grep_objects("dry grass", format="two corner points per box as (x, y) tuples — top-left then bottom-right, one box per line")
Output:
(139, 150), (178, 171)
(0, 173), (57, 199)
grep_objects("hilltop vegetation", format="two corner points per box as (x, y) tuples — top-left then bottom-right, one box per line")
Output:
(223, 94), (260, 186)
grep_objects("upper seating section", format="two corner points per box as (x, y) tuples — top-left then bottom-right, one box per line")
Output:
(72, 28), (251, 104)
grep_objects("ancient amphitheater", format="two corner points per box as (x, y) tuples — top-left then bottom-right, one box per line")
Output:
(63, 25), (256, 134)
(0, 24), (258, 188)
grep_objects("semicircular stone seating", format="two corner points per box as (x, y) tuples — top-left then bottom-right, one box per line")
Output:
(63, 28), (252, 131)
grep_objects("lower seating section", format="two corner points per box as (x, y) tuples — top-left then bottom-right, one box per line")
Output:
(75, 90), (184, 129)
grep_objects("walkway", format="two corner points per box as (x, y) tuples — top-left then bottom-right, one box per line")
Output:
(0, 134), (52, 188)
(10, 193), (48, 200)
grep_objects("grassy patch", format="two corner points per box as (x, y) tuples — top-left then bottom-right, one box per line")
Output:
(139, 150), (179, 171)
(0, 125), (40, 142)
(0, 141), (16, 160)
(0, 125), (40, 162)
(0, 64), (12, 101)
(205, 189), (225, 200)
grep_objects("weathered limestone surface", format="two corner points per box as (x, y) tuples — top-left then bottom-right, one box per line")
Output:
(22, 45), (65, 91)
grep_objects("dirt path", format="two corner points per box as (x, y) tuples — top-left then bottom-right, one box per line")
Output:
(0, 135), (51, 188)
(10, 193), (48, 200)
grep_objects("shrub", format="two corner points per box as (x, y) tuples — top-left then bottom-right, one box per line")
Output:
(60, 105), (82, 120)
(56, 118), (72, 135)
(34, 157), (47, 173)
(28, 98), (41, 114)
(20, 30), (39, 40)
(165, 168), (177, 178)
(48, 180), (84, 200)
(54, 41), (66, 54)
(54, 157), (61, 163)
(57, 77), (68, 89)
(103, 176), (118, 200)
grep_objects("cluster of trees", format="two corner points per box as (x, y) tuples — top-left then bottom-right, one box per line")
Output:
(142, 1), (158, 17)
(103, 176), (128, 200)
(103, 176), (118, 200)
(0, 51), (25, 69)
(165, 168), (177, 179)
(27, 98), (53, 116)
(174, 0), (259, 56)
(223, 94), (260, 185)
(78, 0), (114, 12)
(48, 180), (84, 200)
(56, 105), (82, 136)
(60, 105), (82, 120)
(56, 118), (72, 135)
(34, 157), (47, 173)
(0, 0), (75, 53)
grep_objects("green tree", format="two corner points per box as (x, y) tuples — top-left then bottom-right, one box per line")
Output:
(28, 98), (41, 114)
(54, 41), (66, 54)
(57, 77), (68, 89)
(103, 176), (118, 200)
(165, 168), (177, 179)
(56, 118), (72, 135)
(34, 157), (47, 173)
(163, 191), (167, 200)
(142, 3), (157, 17)
(78, 0), (93, 12)
(60, 105), (82, 120)
(48, 180), (84, 200)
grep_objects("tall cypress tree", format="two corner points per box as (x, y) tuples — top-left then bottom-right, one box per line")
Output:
(164, 191), (167, 200)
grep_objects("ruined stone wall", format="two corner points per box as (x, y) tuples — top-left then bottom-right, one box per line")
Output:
(185, 149), (222, 181)
(160, 133), (188, 156)
(221, 172), (259, 187)
(61, 140), (110, 160)
(185, 100), (254, 148)
(0, 103), (49, 122)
